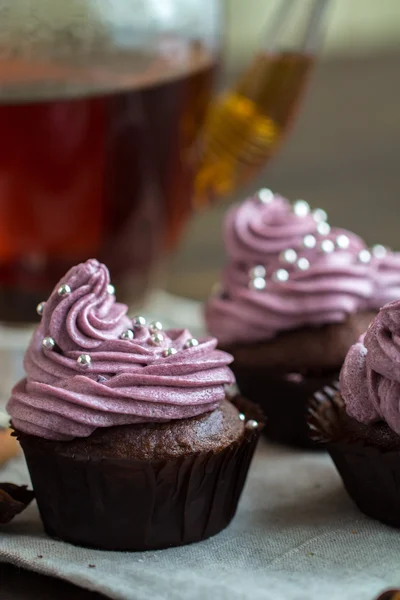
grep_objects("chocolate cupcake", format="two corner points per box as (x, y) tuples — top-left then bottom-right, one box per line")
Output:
(206, 189), (400, 448)
(8, 259), (262, 550)
(309, 298), (400, 527)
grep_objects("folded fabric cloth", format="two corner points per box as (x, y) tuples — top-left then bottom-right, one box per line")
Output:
(0, 441), (399, 600)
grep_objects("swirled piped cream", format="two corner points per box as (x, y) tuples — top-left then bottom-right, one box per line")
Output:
(340, 298), (400, 435)
(8, 260), (234, 441)
(206, 190), (400, 345)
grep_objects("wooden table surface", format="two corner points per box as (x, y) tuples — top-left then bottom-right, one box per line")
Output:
(2, 51), (400, 599)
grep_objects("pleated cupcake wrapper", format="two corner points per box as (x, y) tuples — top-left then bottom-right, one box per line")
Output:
(233, 364), (339, 449)
(308, 383), (400, 528)
(307, 379), (341, 444)
(17, 399), (263, 551)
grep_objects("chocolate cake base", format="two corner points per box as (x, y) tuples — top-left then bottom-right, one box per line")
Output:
(33, 399), (245, 461)
(232, 366), (339, 449)
(16, 398), (263, 551)
(308, 387), (400, 528)
(226, 311), (375, 450)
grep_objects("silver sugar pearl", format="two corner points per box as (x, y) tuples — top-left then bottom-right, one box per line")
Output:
(77, 354), (92, 368)
(272, 268), (289, 283)
(132, 315), (146, 328)
(303, 234), (317, 249)
(150, 332), (164, 345)
(317, 222), (331, 236)
(312, 208), (328, 222)
(225, 383), (239, 399)
(120, 329), (134, 340)
(358, 249), (372, 264)
(149, 320), (163, 333)
(42, 337), (55, 351)
(320, 239), (335, 254)
(293, 200), (310, 217)
(184, 338), (199, 349)
(336, 234), (350, 249)
(372, 244), (387, 259)
(249, 276), (266, 291)
(245, 419), (259, 430)
(58, 284), (71, 296)
(107, 284), (115, 295)
(258, 188), (274, 204)
(249, 265), (266, 278)
(36, 301), (46, 316)
(163, 347), (177, 357)
(238, 413), (246, 422)
(280, 248), (297, 264)
(297, 257), (310, 271)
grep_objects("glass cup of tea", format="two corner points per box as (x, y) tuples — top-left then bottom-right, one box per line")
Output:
(0, 0), (327, 324)
(0, 0), (332, 410)
(0, 0), (330, 326)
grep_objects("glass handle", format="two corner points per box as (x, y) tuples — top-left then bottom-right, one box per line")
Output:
(262, 0), (331, 54)
(265, 0), (296, 51)
(302, 0), (331, 53)
(195, 0), (332, 204)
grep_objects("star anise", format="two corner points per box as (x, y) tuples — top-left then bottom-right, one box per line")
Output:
(0, 483), (34, 524)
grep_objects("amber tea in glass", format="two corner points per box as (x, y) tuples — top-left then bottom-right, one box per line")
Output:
(0, 0), (329, 323)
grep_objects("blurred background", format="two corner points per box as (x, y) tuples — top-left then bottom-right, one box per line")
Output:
(167, 0), (400, 300)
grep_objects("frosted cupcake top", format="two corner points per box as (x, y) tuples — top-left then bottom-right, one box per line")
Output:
(206, 189), (400, 345)
(8, 259), (234, 441)
(340, 298), (400, 435)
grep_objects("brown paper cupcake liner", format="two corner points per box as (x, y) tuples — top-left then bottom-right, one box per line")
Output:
(233, 365), (339, 449)
(307, 379), (341, 443)
(16, 399), (263, 551)
(308, 383), (400, 528)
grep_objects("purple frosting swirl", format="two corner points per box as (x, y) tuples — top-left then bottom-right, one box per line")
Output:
(340, 299), (400, 434)
(206, 192), (400, 345)
(8, 259), (234, 441)
(207, 194), (373, 344)
(224, 194), (325, 262)
(371, 251), (400, 308)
